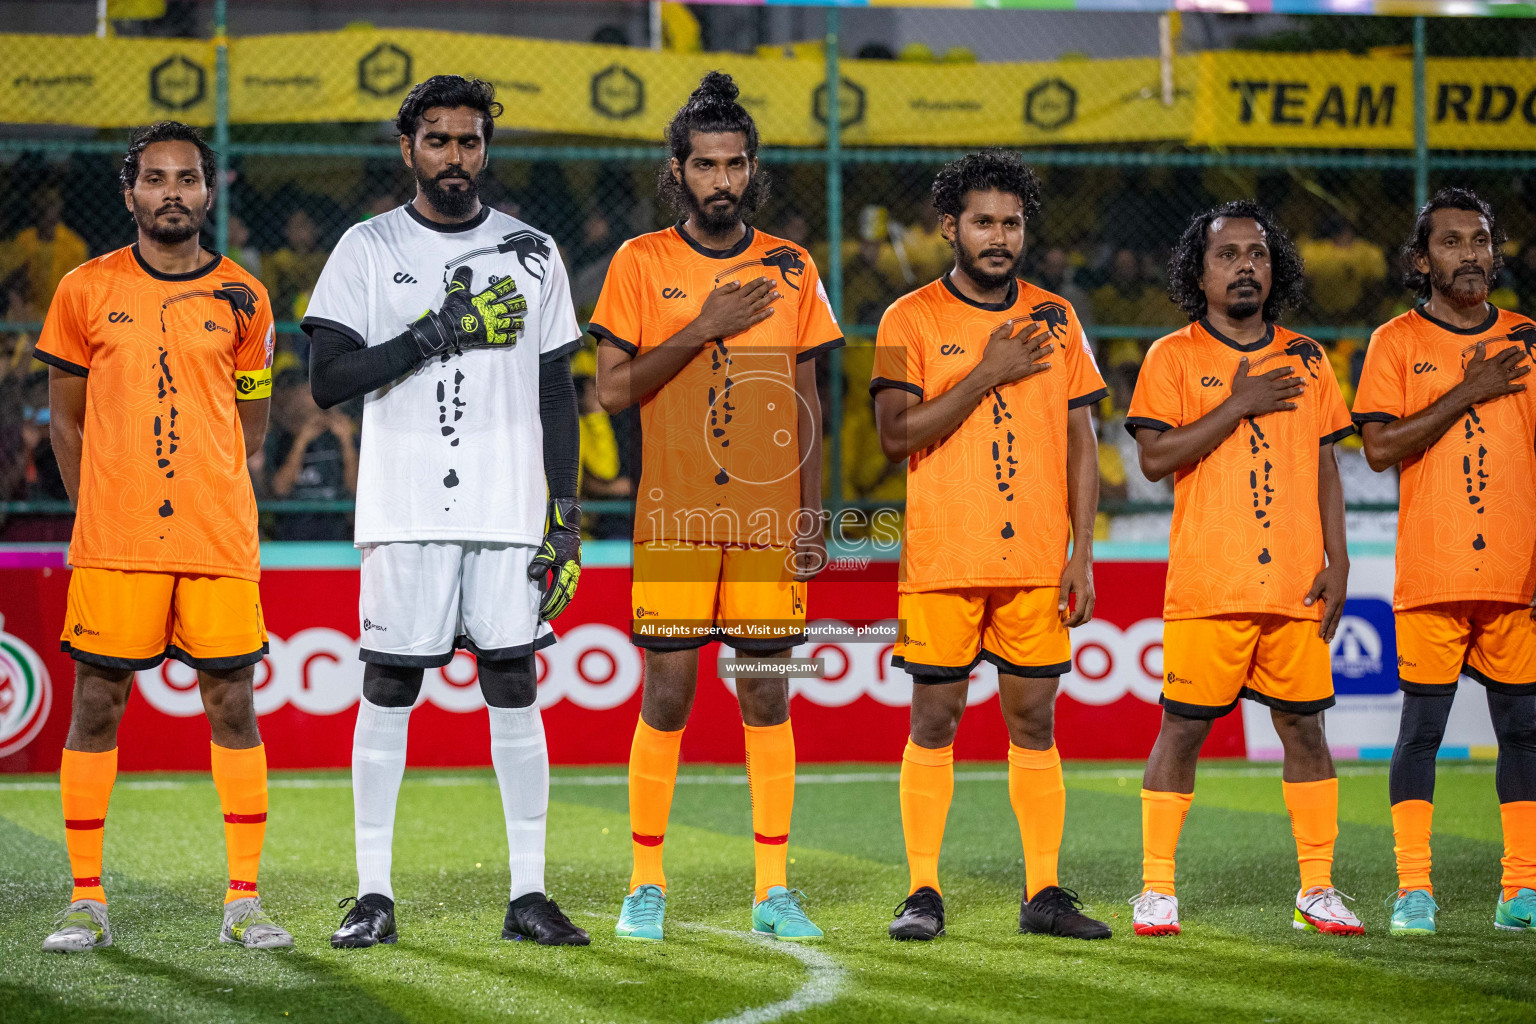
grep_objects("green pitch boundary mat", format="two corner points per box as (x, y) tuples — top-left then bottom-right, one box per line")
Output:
(1, 762), (1530, 1024)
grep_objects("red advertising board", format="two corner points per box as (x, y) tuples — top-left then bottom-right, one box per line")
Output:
(0, 557), (1240, 773)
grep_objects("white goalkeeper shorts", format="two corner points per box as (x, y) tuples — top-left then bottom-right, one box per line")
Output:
(357, 541), (554, 666)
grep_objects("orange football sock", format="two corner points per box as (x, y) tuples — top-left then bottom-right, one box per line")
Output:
(1390, 799), (1434, 894)
(1141, 789), (1193, 895)
(900, 740), (953, 896)
(1008, 743), (1064, 899)
(628, 718), (683, 894)
(744, 720), (796, 902)
(1283, 778), (1339, 893)
(1500, 801), (1536, 899)
(60, 748), (117, 903)
(211, 743), (268, 903)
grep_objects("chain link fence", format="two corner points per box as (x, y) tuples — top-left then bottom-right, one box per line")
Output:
(3, 1), (1535, 542)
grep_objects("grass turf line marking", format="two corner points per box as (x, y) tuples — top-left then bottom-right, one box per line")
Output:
(0, 763), (1495, 793)
(690, 925), (845, 1024)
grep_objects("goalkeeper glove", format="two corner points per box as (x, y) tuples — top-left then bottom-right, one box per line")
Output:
(406, 265), (528, 360)
(528, 497), (582, 621)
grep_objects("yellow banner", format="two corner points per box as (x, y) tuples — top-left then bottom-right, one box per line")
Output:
(0, 35), (214, 128)
(1193, 51), (1536, 150)
(1, 31), (1533, 151)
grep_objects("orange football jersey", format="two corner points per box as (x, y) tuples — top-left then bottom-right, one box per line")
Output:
(589, 225), (842, 546)
(872, 276), (1107, 593)
(1126, 320), (1354, 620)
(1353, 306), (1536, 609)
(35, 246), (274, 581)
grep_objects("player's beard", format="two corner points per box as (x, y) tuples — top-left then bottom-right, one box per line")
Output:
(1223, 275), (1264, 321)
(1431, 261), (1490, 309)
(952, 237), (1022, 292)
(416, 162), (483, 220)
(133, 198), (206, 245)
(684, 181), (747, 236)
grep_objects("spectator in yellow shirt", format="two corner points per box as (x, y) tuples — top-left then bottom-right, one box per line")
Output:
(0, 188), (87, 314)
(264, 208), (329, 321)
(1299, 215), (1385, 324)
(1091, 249), (1167, 328)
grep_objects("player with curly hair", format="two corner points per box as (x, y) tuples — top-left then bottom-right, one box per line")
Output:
(872, 150), (1111, 942)
(1126, 201), (1361, 938)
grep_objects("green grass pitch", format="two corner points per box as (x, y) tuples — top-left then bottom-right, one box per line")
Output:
(1, 761), (1531, 1024)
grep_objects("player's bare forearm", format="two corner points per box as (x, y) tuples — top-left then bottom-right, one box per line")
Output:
(594, 325), (709, 413)
(1134, 398), (1247, 481)
(1360, 389), (1474, 472)
(1065, 406), (1098, 560)
(874, 368), (996, 462)
(237, 398), (269, 462)
(47, 367), (86, 506)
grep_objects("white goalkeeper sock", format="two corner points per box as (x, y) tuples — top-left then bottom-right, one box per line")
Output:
(488, 703), (549, 901)
(352, 697), (411, 901)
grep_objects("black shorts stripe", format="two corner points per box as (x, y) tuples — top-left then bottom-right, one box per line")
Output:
(458, 632), (559, 662)
(891, 653), (981, 682)
(1462, 663), (1536, 694)
(979, 651), (1071, 678)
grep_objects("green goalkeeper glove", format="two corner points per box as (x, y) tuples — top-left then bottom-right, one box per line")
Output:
(528, 497), (582, 621)
(406, 266), (528, 359)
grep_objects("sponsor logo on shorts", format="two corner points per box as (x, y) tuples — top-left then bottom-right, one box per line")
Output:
(634, 606), (656, 618)
(72, 623), (100, 637)
(362, 619), (387, 632)
(1165, 669), (1194, 686)
(1397, 654), (1416, 669)
(0, 615), (52, 758)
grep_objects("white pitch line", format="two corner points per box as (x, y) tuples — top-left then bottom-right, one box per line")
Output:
(0, 763), (1495, 793)
(691, 925), (845, 1024)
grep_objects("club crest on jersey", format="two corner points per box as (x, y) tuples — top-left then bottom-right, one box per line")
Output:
(1284, 338), (1325, 379)
(162, 281), (260, 334)
(1028, 300), (1070, 339)
(444, 230), (553, 285)
(718, 245), (806, 291)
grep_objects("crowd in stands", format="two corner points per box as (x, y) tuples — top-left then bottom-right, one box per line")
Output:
(8, 162), (1532, 543)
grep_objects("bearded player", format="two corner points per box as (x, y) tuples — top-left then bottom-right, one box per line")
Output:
(591, 72), (842, 942)
(1353, 188), (1536, 935)
(1126, 202), (1362, 937)
(38, 121), (288, 951)
(302, 76), (587, 947)
(871, 150), (1110, 942)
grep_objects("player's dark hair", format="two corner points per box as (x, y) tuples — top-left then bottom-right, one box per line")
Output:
(120, 121), (217, 193)
(1167, 200), (1304, 323)
(395, 75), (503, 145)
(1402, 186), (1505, 300)
(929, 149), (1041, 223)
(657, 71), (770, 219)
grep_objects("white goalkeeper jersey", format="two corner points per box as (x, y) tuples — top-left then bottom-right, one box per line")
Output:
(303, 203), (581, 546)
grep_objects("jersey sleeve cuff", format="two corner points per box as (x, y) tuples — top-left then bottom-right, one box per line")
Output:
(1068, 387), (1109, 410)
(1124, 415), (1173, 437)
(870, 376), (923, 400)
(1351, 411), (1399, 425)
(540, 337), (584, 363)
(34, 349), (88, 377)
(797, 336), (846, 363)
(300, 316), (367, 348)
(1320, 425), (1356, 446)
(589, 323), (637, 356)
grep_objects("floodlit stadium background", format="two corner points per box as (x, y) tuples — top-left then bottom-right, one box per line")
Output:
(7, 0), (1536, 539)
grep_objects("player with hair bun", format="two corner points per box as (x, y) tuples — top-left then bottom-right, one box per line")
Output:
(592, 71), (843, 943)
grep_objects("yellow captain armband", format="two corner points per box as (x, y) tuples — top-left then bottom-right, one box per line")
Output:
(235, 369), (273, 400)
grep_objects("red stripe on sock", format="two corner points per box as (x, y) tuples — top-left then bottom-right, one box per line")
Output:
(228, 879), (258, 892)
(632, 832), (665, 847)
(223, 812), (267, 824)
(73, 876), (101, 887)
(754, 832), (789, 846)
(64, 818), (105, 830)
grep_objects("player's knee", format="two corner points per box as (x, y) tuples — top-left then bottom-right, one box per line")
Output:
(910, 684), (966, 747)
(1005, 701), (1055, 749)
(1156, 711), (1212, 756)
(735, 676), (790, 727)
(1489, 692), (1536, 753)
(478, 655), (536, 709)
(1272, 710), (1328, 753)
(363, 663), (425, 708)
(1397, 691), (1454, 753)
